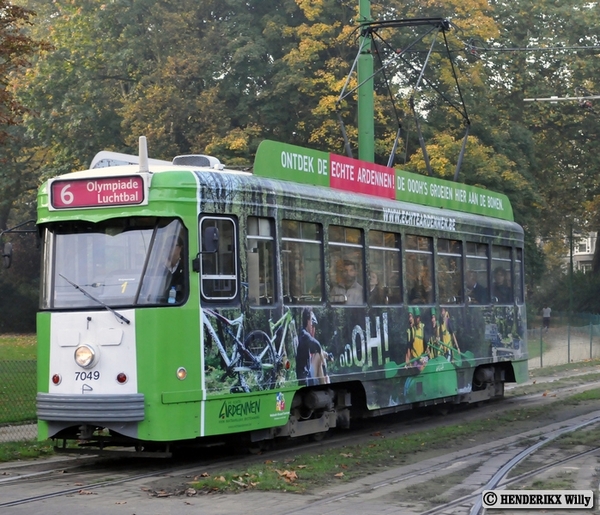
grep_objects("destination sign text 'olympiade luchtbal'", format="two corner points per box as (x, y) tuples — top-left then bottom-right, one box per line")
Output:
(49, 176), (147, 210)
(253, 140), (513, 222)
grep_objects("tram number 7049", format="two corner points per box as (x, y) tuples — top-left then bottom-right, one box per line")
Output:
(75, 371), (100, 381)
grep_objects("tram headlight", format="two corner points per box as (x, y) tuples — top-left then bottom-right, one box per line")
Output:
(176, 367), (187, 380)
(74, 344), (96, 369)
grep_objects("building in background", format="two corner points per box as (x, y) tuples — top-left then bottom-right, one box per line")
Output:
(572, 232), (597, 273)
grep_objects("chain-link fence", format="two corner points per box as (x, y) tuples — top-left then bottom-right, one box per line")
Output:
(0, 360), (37, 443)
(527, 312), (600, 369)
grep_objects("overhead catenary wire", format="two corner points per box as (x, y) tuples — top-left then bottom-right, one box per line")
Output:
(523, 95), (600, 102)
(463, 37), (600, 54)
(337, 18), (473, 179)
(337, 16), (597, 177)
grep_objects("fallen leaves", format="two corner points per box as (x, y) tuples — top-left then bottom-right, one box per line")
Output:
(275, 469), (298, 482)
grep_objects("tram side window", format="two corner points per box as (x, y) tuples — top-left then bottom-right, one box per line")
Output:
(515, 248), (524, 304)
(466, 242), (489, 305)
(329, 225), (365, 305)
(281, 220), (323, 304)
(437, 239), (462, 304)
(368, 230), (401, 305)
(200, 217), (238, 301)
(491, 245), (513, 304)
(247, 217), (274, 306)
(405, 235), (434, 305)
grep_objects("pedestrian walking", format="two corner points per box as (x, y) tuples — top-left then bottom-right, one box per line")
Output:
(542, 306), (551, 332)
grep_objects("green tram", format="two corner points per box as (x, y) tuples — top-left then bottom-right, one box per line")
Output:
(36, 137), (527, 454)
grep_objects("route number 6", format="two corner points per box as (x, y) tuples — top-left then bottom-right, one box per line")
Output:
(60, 184), (74, 205)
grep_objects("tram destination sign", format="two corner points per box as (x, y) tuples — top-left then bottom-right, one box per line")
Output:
(253, 140), (514, 222)
(49, 175), (148, 210)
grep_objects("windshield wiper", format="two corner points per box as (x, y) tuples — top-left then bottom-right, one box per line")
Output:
(59, 274), (131, 325)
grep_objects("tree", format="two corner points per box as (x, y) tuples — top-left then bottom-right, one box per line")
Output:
(15, 0), (315, 163)
(0, 2), (45, 144)
(11, 0), (600, 312)
(482, 0), (600, 267)
(0, 1), (47, 332)
(0, 0), (48, 205)
(14, 0), (131, 174)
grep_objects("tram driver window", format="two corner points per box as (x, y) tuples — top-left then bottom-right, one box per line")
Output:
(154, 224), (187, 304)
(200, 217), (238, 301)
(247, 217), (274, 306)
(281, 220), (323, 304)
(405, 235), (434, 305)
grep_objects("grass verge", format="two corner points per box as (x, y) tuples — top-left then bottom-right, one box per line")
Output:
(0, 334), (36, 360)
(0, 334), (37, 426)
(0, 440), (55, 463)
(189, 388), (600, 494)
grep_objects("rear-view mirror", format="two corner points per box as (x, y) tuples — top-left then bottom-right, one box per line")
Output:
(203, 227), (219, 253)
(3, 242), (12, 269)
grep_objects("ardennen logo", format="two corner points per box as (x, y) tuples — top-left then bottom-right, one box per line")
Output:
(219, 399), (261, 420)
(276, 392), (285, 411)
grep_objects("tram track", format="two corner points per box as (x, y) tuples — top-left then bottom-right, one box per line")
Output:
(0, 468), (170, 508)
(274, 411), (600, 515)
(467, 416), (600, 515)
(411, 446), (600, 515)
(0, 455), (172, 508)
(2, 379), (600, 512)
(0, 424), (387, 508)
(0, 417), (487, 509)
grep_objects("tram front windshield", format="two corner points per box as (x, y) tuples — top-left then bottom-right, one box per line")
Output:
(40, 217), (186, 309)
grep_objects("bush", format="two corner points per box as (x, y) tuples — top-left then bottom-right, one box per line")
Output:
(532, 269), (600, 315)
(0, 236), (39, 333)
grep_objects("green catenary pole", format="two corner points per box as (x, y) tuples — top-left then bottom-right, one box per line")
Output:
(358, 0), (374, 163)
